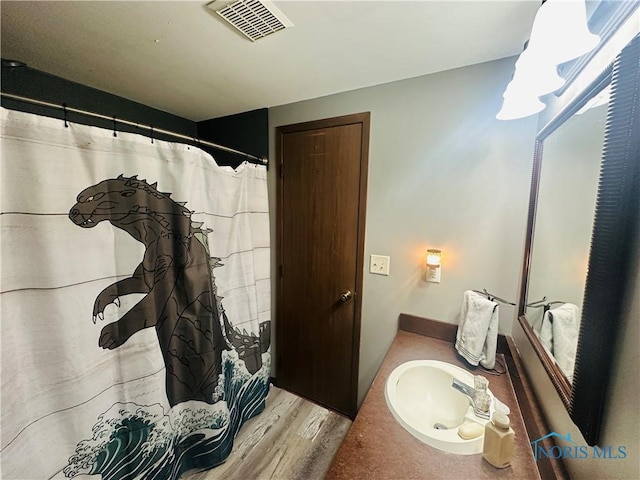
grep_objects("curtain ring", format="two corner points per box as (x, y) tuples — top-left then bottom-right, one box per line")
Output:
(112, 116), (117, 137)
(150, 124), (154, 144)
(62, 103), (69, 128)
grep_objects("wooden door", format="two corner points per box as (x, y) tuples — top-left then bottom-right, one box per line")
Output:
(276, 112), (369, 418)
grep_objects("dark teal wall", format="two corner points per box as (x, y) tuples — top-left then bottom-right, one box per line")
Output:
(1, 65), (268, 168)
(1, 65), (196, 142)
(197, 109), (268, 169)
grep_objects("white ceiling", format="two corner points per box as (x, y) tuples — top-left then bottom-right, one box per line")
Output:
(1, 1), (540, 122)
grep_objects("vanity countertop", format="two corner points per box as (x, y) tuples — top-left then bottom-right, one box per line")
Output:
(326, 330), (541, 480)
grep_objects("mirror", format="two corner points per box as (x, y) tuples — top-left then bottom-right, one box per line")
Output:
(525, 98), (608, 383)
(517, 32), (639, 446)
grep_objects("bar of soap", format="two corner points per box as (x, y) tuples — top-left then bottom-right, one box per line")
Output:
(458, 422), (484, 440)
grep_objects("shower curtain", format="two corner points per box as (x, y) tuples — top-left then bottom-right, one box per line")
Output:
(0, 107), (271, 480)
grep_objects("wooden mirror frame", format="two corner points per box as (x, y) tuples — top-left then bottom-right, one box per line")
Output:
(517, 34), (640, 446)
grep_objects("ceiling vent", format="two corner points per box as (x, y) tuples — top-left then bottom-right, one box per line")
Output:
(210, 0), (293, 42)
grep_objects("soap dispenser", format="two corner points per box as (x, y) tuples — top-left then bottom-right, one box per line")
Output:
(482, 411), (515, 468)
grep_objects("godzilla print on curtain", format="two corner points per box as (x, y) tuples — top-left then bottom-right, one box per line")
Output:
(0, 107), (271, 480)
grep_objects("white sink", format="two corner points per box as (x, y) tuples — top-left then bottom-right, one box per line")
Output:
(384, 360), (493, 455)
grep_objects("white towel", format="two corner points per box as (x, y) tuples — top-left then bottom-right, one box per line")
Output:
(539, 309), (554, 353)
(549, 303), (580, 382)
(455, 290), (499, 369)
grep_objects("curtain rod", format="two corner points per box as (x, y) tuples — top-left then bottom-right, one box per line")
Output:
(0, 92), (269, 168)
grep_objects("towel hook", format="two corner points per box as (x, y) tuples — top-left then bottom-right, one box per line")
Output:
(473, 288), (515, 306)
(526, 296), (547, 308)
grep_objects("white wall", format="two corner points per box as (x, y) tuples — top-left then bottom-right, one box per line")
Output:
(268, 57), (537, 406)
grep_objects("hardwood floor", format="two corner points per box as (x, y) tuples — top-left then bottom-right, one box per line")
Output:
(181, 386), (352, 480)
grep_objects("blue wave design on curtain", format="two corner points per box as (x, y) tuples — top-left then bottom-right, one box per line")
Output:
(65, 354), (270, 480)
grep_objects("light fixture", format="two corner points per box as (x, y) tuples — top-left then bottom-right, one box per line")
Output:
(497, 0), (600, 121)
(496, 80), (546, 120)
(512, 49), (567, 96)
(526, 0), (600, 66)
(425, 249), (442, 284)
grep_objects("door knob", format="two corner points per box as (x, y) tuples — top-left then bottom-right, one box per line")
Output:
(340, 290), (353, 302)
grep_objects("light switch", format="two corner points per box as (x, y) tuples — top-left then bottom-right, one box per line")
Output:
(370, 254), (390, 276)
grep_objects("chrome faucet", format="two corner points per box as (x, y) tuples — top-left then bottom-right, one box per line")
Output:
(451, 378), (491, 420)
